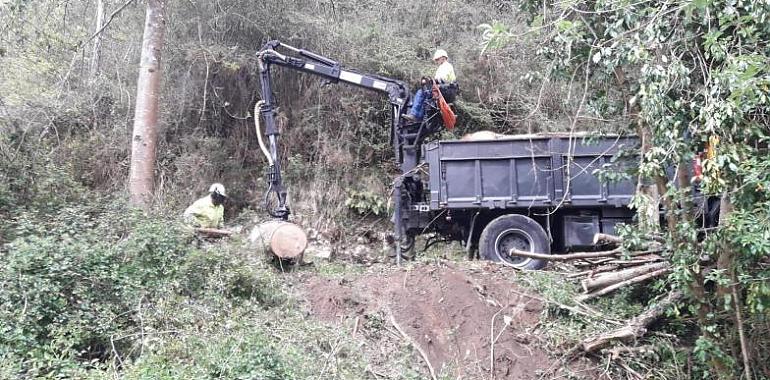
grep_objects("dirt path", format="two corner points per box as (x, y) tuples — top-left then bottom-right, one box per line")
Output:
(301, 262), (554, 379)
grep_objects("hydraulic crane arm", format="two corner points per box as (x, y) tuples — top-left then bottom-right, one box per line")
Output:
(255, 40), (410, 219)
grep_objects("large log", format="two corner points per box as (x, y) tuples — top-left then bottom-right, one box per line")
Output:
(581, 291), (683, 352)
(248, 221), (308, 259)
(581, 262), (670, 292)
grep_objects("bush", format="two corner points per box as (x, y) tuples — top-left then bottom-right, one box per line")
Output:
(0, 201), (283, 376)
(121, 329), (299, 380)
(0, 208), (188, 370)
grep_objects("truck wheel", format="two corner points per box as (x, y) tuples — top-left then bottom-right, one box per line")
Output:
(479, 214), (550, 270)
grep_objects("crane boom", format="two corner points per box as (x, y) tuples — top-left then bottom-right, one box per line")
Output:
(256, 40), (411, 218)
(256, 40), (442, 263)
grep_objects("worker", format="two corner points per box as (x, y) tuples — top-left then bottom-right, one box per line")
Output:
(403, 48), (457, 121)
(184, 183), (227, 229)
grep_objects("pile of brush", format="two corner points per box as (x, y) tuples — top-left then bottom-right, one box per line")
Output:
(510, 233), (681, 354)
(511, 233), (669, 301)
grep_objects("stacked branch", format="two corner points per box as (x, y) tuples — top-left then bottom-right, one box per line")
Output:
(510, 233), (668, 301)
(510, 233), (675, 354)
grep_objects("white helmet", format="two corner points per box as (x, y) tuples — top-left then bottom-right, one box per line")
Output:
(433, 49), (448, 61)
(209, 183), (226, 197)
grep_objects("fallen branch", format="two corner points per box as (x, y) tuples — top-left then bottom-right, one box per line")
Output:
(510, 248), (621, 261)
(573, 257), (616, 267)
(389, 313), (437, 380)
(580, 291), (683, 353)
(568, 264), (622, 278)
(581, 262), (670, 293)
(577, 268), (670, 302)
(602, 255), (664, 266)
(510, 248), (661, 262)
(593, 233), (623, 245)
(490, 307), (506, 377)
(507, 288), (623, 326)
(568, 259), (660, 279)
(194, 227), (233, 237)
(602, 344), (656, 359)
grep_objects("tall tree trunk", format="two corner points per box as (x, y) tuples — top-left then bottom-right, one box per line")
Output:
(89, 0), (106, 79)
(128, 0), (165, 207)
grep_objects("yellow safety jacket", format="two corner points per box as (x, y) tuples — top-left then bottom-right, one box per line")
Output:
(183, 195), (224, 228)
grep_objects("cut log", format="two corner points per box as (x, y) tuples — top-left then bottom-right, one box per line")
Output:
(249, 221), (308, 259)
(576, 267), (670, 302)
(581, 262), (670, 292)
(581, 291), (683, 352)
(593, 233), (623, 246)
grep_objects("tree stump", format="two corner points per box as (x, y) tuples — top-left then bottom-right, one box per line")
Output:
(249, 221), (308, 260)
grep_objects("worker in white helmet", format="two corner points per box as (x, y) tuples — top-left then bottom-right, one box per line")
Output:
(403, 49), (457, 121)
(184, 183), (227, 228)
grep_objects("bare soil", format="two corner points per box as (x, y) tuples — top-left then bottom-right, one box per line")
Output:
(301, 261), (555, 379)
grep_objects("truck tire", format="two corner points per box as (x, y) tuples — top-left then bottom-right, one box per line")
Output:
(479, 214), (550, 270)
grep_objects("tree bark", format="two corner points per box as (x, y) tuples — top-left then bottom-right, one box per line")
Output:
(128, 0), (165, 207)
(614, 66), (665, 233)
(714, 195), (752, 379)
(89, 0), (106, 79)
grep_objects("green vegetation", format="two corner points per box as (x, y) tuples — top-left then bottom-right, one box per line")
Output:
(483, 0), (770, 377)
(3, 0), (770, 378)
(1, 1), (551, 377)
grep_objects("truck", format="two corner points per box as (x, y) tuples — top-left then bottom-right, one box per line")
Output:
(255, 41), (638, 269)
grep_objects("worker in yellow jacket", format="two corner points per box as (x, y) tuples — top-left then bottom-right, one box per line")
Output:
(184, 183), (227, 228)
(403, 49), (458, 121)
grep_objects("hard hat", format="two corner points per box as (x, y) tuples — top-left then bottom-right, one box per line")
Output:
(433, 49), (448, 61)
(209, 183), (226, 197)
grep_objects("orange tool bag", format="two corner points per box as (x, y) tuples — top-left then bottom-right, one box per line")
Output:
(432, 83), (457, 130)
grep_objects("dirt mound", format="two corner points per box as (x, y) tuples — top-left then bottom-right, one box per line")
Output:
(304, 263), (551, 379)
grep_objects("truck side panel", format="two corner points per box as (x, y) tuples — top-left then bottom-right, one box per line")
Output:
(425, 136), (638, 210)
(426, 138), (555, 209)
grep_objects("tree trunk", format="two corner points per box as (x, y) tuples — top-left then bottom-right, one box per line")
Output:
(128, 0), (165, 207)
(614, 66), (664, 233)
(89, 0), (106, 79)
(715, 195), (752, 379)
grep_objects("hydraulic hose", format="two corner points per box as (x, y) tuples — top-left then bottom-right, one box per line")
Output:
(253, 100), (273, 166)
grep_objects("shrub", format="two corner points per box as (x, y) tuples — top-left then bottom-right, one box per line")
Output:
(344, 189), (389, 217)
(0, 208), (190, 370)
(121, 330), (298, 380)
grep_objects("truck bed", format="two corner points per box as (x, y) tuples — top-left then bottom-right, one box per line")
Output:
(424, 135), (638, 210)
